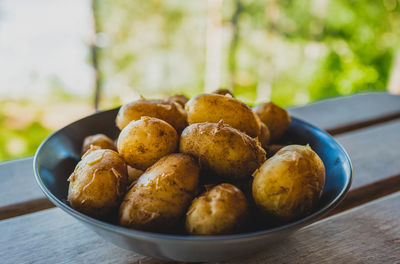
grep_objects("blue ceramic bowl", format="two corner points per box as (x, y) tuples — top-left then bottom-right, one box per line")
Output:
(34, 108), (352, 262)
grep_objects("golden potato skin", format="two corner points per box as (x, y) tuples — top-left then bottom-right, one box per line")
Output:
(258, 122), (270, 149)
(180, 122), (266, 179)
(119, 153), (200, 231)
(167, 94), (189, 108)
(186, 183), (248, 235)
(117, 116), (178, 170)
(252, 145), (325, 221)
(81, 134), (117, 155)
(67, 149), (128, 218)
(253, 102), (291, 142)
(127, 166), (143, 187)
(212, 88), (234, 97)
(267, 144), (286, 158)
(185, 94), (261, 137)
(115, 99), (187, 133)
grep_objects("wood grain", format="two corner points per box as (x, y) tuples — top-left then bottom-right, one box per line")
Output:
(0, 208), (167, 264)
(327, 174), (400, 217)
(335, 118), (400, 190)
(289, 92), (400, 134)
(217, 192), (400, 264)
(0, 198), (54, 220)
(0, 158), (41, 207)
(1, 192), (399, 264)
(0, 158), (55, 220)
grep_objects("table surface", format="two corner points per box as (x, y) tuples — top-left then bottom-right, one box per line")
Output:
(1, 92), (400, 264)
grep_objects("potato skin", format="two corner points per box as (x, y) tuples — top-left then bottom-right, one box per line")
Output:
(186, 183), (248, 235)
(252, 145), (325, 221)
(212, 88), (234, 97)
(253, 102), (291, 142)
(167, 94), (189, 108)
(185, 94), (261, 137)
(119, 153), (200, 231)
(267, 144), (286, 158)
(180, 122), (266, 180)
(127, 166), (143, 187)
(117, 116), (178, 170)
(116, 99), (187, 133)
(67, 149), (128, 218)
(258, 122), (270, 149)
(81, 134), (117, 156)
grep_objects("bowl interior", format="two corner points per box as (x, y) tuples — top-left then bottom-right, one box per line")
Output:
(34, 108), (352, 237)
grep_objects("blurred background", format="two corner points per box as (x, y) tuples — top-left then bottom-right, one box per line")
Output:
(1, 0), (400, 161)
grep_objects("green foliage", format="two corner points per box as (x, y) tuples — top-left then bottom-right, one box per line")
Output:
(94, 0), (207, 106)
(0, 113), (51, 161)
(94, 0), (400, 107)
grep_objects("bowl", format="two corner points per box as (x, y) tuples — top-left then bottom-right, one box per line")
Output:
(34, 108), (352, 262)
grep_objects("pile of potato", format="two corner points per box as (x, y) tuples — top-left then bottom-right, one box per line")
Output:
(67, 90), (325, 235)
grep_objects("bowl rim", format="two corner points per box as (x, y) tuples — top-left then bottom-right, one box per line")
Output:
(33, 108), (353, 242)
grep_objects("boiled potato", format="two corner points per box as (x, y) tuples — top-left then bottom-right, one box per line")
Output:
(185, 94), (261, 137)
(252, 145), (325, 221)
(231, 178), (254, 204)
(167, 94), (189, 108)
(258, 122), (270, 149)
(81, 134), (117, 155)
(67, 149), (128, 218)
(117, 116), (178, 170)
(186, 183), (248, 235)
(127, 166), (143, 187)
(212, 88), (234, 97)
(119, 153), (200, 231)
(253, 102), (291, 142)
(180, 121), (266, 179)
(267, 144), (286, 158)
(116, 99), (187, 133)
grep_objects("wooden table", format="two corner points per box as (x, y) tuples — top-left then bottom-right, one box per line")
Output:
(1, 92), (400, 264)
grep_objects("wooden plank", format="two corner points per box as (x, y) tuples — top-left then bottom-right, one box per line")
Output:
(0, 198), (54, 221)
(0, 158), (45, 205)
(0, 208), (166, 264)
(327, 175), (400, 217)
(0, 158), (54, 220)
(326, 119), (400, 215)
(218, 192), (400, 264)
(1, 192), (399, 264)
(335, 118), (400, 190)
(289, 92), (400, 134)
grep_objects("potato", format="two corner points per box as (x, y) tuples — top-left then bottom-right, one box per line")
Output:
(252, 145), (325, 221)
(267, 144), (286, 158)
(117, 116), (178, 170)
(167, 94), (189, 108)
(231, 178), (254, 204)
(185, 94), (261, 137)
(212, 88), (234, 97)
(81, 134), (117, 156)
(186, 183), (248, 235)
(258, 122), (270, 149)
(253, 102), (291, 142)
(115, 99), (187, 133)
(180, 122), (266, 180)
(67, 149), (128, 218)
(127, 166), (143, 187)
(119, 153), (200, 231)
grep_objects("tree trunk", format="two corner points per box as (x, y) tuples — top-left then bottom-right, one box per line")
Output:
(90, 0), (101, 110)
(388, 50), (400, 94)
